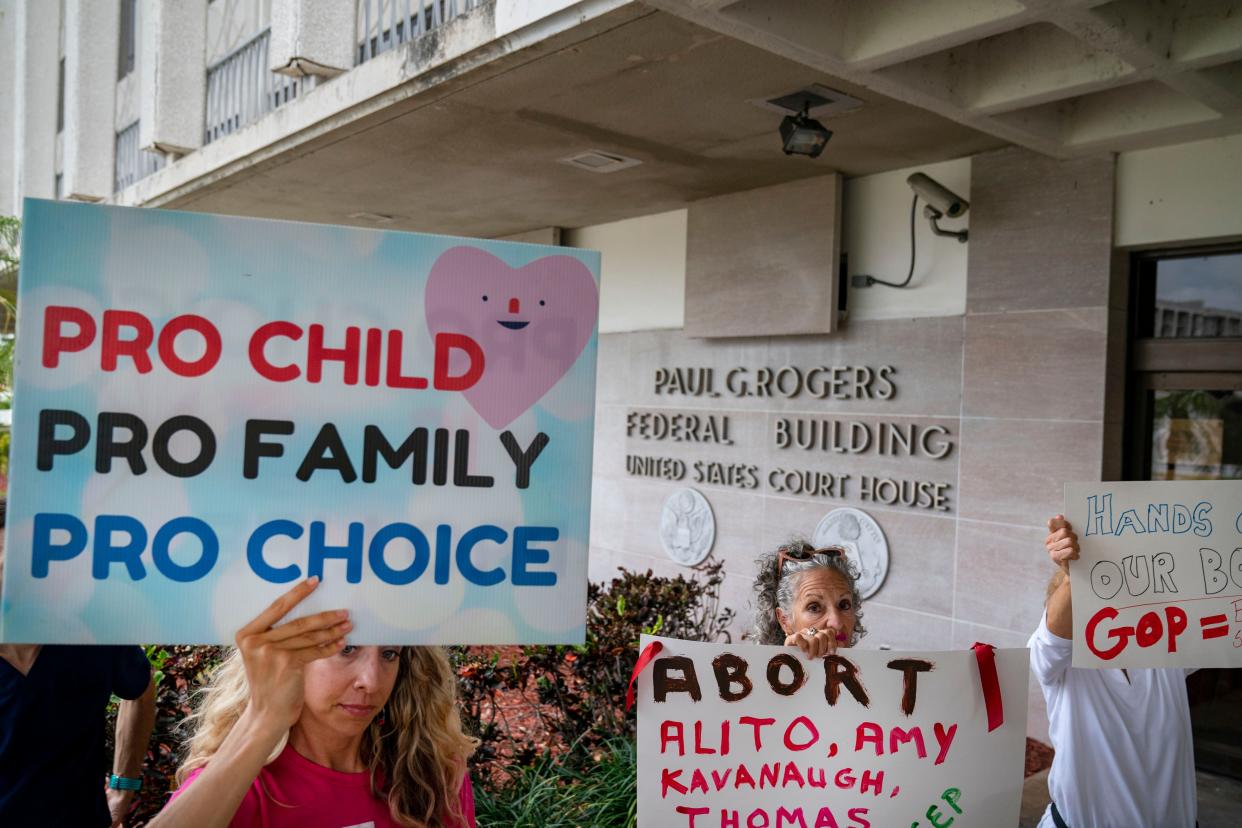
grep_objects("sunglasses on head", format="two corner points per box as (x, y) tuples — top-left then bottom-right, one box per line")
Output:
(776, 545), (845, 580)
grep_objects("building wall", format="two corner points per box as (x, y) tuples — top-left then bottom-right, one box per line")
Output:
(114, 0), (144, 132)
(580, 148), (1125, 742)
(586, 159), (973, 333)
(1116, 133), (1242, 249)
(564, 210), (688, 334)
(0, 0), (17, 214)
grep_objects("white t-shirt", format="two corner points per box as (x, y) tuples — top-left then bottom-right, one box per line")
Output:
(1029, 613), (1197, 828)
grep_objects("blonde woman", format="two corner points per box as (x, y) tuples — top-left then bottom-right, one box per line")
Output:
(151, 578), (476, 828)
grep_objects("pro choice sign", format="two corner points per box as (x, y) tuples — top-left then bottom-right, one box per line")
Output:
(1, 200), (600, 644)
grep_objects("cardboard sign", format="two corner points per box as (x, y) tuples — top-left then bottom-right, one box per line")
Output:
(636, 636), (1028, 828)
(1, 200), (600, 645)
(1067, 480), (1242, 669)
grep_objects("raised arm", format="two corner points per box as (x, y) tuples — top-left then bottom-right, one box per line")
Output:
(108, 678), (156, 827)
(1044, 515), (1079, 639)
(148, 579), (351, 828)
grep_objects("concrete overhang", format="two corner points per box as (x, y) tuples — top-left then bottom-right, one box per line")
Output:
(652, 0), (1242, 159)
(120, 2), (1007, 237)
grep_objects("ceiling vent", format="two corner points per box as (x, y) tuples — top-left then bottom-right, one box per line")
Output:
(751, 84), (864, 118)
(558, 150), (643, 174)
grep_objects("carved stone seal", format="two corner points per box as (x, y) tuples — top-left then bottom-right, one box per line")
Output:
(659, 488), (716, 566)
(812, 507), (889, 599)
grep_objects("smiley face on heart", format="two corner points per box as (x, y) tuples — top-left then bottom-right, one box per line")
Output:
(424, 246), (599, 429)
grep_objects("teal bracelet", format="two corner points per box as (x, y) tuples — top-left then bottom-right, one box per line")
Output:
(109, 774), (142, 792)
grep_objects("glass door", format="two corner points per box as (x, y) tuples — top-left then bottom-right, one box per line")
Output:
(1128, 246), (1242, 779)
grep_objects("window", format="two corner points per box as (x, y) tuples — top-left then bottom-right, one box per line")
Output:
(1138, 251), (1242, 339)
(1126, 244), (1242, 780)
(118, 0), (136, 80)
(56, 57), (65, 133)
(1128, 246), (1242, 481)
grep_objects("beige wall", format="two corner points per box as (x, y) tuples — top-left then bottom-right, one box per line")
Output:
(564, 209), (687, 333)
(1115, 133), (1242, 249)
(844, 158), (970, 320)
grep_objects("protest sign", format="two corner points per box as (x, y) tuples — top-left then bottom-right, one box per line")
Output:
(1067, 480), (1242, 669)
(636, 636), (1027, 828)
(1, 199), (600, 645)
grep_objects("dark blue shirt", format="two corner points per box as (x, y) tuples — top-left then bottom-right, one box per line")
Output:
(0, 645), (150, 827)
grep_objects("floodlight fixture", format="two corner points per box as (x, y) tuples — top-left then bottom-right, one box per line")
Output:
(779, 105), (832, 158)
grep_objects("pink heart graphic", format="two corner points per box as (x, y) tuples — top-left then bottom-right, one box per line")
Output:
(425, 246), (599, 429)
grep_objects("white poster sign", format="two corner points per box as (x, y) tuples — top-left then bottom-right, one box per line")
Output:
(1067, 480), (1242, 669)
(636, 636), (1028, 828)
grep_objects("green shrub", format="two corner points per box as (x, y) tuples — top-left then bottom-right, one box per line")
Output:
(473, 737), (637, 828)
(453, 563), (735, 780)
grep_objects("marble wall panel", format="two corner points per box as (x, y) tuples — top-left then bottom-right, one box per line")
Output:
(592, 404), (628, 482)
(619, 477), (765, 574)
(760, 495), (957, 619)
(718, 571), (759, 643)
(954, 519), (1053, 635)
(851, 604), (954, 652)
(627, 329), (776, 411)
(957, 418), (1104, 526)
(686, 175), (841, 337)
(601, 543), (691, 582)
(595, 333), (632, 406)
(622, 407), (768, 467)
(589, 475), (626, 555)
(967, 148), (1115, 313)
(759, 411), (962, 513)
(962, 308), (1109, 421)
(764, 317), (966, 418)
(588, 543), (626, 583)
(622, 319), (965, 419)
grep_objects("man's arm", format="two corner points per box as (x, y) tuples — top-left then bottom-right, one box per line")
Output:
(1045, 569), (1072, 639)
(107, 678), (156, 827)
(1044, 515), (1079, 639)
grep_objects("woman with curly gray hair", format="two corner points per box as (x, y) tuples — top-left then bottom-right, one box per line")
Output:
(750, 539), (866, 658)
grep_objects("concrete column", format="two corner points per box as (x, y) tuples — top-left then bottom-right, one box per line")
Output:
(63, 0), (121, 202)
(139, 0), (207, 155)
(270, 0), (354, 77)
(0, 0), (18, 215)
(11, 0), (60, 211)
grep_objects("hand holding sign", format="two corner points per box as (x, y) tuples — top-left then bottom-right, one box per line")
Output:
(235, 577), (351, 732)
(783, 626), (846, 659)
(1045, 515), (1078, 573)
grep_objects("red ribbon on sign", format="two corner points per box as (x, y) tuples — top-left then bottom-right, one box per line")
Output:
(972, 642), (1003, 732)
(626, 640), (665, 712)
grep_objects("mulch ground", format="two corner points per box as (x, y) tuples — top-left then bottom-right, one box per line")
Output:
(1025, 738), (1055, 777)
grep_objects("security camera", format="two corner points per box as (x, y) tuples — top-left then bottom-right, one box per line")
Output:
(853, 171), (970, 289)
(906, 173), (968, 218)
(906, 172), (968, 242)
